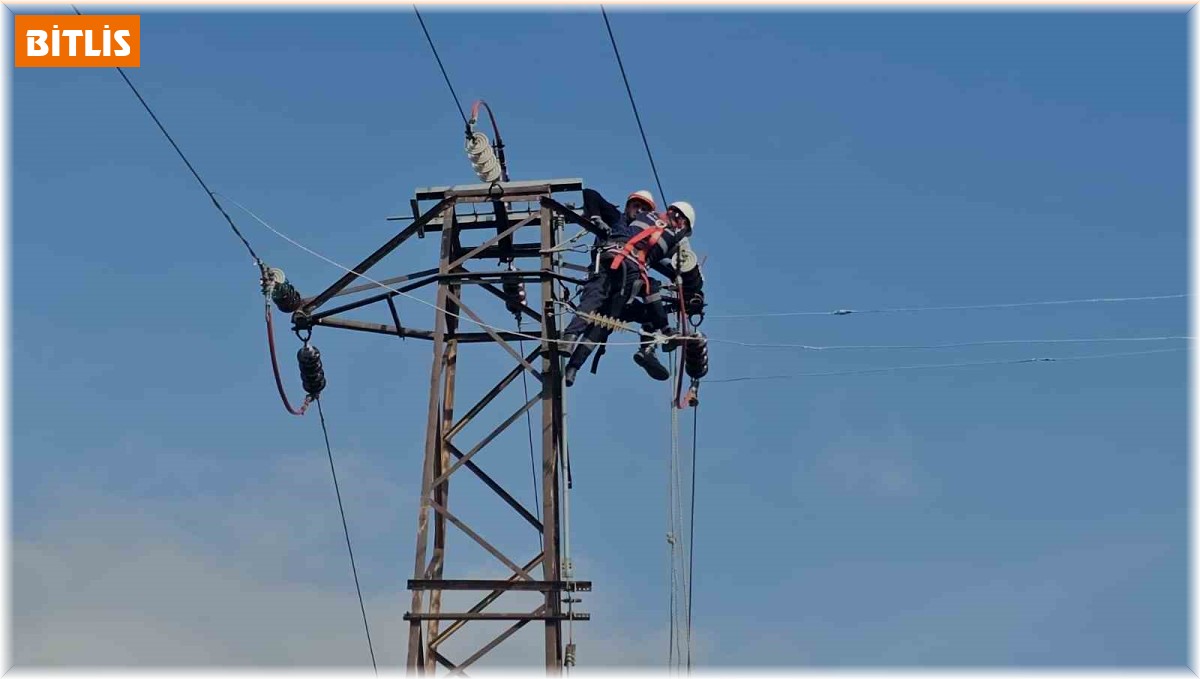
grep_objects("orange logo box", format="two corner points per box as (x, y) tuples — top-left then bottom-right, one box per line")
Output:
(15, 15), (139, 67)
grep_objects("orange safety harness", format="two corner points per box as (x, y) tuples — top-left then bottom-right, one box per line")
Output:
(608, 215), (668, 291)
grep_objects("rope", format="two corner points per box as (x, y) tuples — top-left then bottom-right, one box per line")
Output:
(667, 362), (690, 672)
(315, 399), (378, 675)
(600, 6), (667, 206)
(517, 331), (542, 526)
(665, 358), (678, 672)
(685, 403), (698, 673)
(413, 6), (468, 128)
(706, 347), (1187, 384)
(706, 294), (1188, 320)
(72, 5), (262, 268)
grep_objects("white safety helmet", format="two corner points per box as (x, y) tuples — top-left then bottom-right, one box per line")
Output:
(667, 201), (695, 229)
(626, 189), (657, 212)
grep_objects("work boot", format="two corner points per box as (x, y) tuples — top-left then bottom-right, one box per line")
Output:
(633, 345), (670, 381)
(564, 365), (579, 387)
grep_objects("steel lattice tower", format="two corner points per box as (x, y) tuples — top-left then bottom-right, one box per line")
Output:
(294, 178), (599, 674)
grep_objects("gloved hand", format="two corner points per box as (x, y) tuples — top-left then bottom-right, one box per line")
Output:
(589, 215), (611, 236)
(686, 292), (706, 316)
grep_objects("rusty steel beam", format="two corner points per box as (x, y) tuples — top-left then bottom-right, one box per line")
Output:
(313, 317), (543, 345)
(452, 618), (535, 675)
(446, 442), (543, 532)
(304, 196), (452, 314)
(428, 500), (534, 581)
(389, 209), (540, 225)
(311, 317), (434, 341)
(409, 579), (590, 592)
(406, 215), (453, 671)
(446, 291), (541, 377)
(541, 195), (604, 238)
(306, 274), (439, 323)
(428, 554), (545, 649)
(328, 267), (440, 300)
(414, 178), (582, 200)
(446, 347), (542, 440)
(432, 393), (542, 489)
(428, 232), (461, 662)
(433, 651), (461, 674)
(440, 270), (544, 284)
(449, 214), (537, 270)
(405, 612), (590, 622)
(456, 243), (544, 261)
(386, 297), (404, 336)
(539, 204), (564, 673)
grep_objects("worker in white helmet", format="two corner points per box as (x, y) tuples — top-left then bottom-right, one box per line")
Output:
(563, 200), (703, 387)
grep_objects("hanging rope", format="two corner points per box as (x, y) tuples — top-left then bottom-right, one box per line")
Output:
(667, 364), (683, 672)
(685, 403), (699, 673)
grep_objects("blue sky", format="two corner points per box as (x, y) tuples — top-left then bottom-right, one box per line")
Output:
(10, 7), (1187, 668)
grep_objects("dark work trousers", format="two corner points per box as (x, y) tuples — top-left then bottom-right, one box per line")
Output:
(564, 251), (643, 372)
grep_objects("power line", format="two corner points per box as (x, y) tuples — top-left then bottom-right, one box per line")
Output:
(600, 6), (667, 205)
(230, 197), (1189, 359)
(84, 8), (373, 667)
(413, 5), (468, 128)
(706, 347), (1186, 384)
(706, 294), (1188, 320)
(71, 5), (262, 268)
(709, 335), (1191, 351)
(316, 399), (378, 675)
(223, 194), (665, 347)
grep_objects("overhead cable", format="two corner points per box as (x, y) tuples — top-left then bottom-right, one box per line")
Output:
(709, 335), (1191, 351)
(230, 197), (1190, 357)
(706, 294), (1188, 320)
(601, 6), (668, 205)
(72, 5), (262, 268)
(706, 347), (1186, 384)
(413, 6), (468, 128)
(316, 399), (378, 675)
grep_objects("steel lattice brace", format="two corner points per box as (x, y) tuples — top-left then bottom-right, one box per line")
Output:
(293, 178), (600, 674)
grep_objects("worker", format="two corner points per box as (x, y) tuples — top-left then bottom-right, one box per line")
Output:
(621, 201), (705, 371)
(582, 187), (656, 242)
(557, 188), (656, 388)
(562, 200), (701, 387)
(626, 235), (706, 351)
